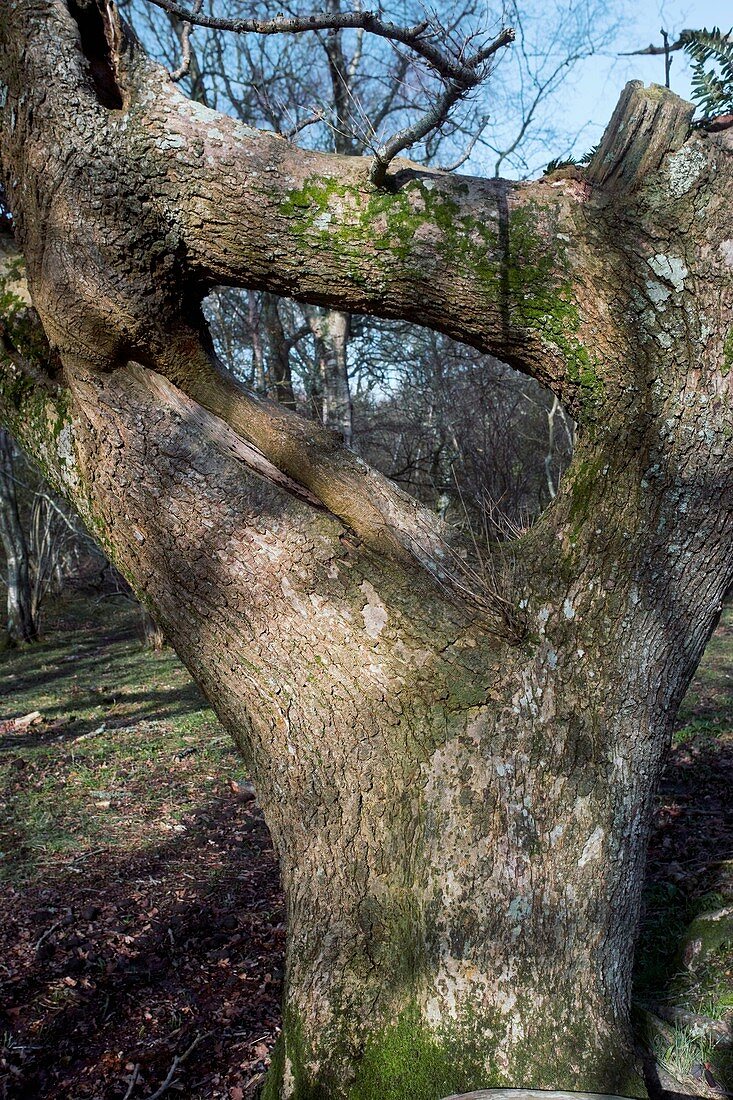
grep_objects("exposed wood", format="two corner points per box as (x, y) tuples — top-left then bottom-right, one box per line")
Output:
(586, 81), (694, 192)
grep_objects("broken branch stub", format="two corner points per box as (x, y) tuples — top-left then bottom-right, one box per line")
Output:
(586, 80), (695, 193)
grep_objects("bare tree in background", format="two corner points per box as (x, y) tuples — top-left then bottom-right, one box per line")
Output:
(0, 428), (36, 645)
(0, 430), (101, 644)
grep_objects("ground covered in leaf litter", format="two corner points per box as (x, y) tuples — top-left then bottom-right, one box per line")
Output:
(0, 595), (731, 1099)
(0, 597), (282, 1099)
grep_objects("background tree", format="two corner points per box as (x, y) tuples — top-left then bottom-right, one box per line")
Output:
(0, 425), (108, 645)
(0, 2), (732, 1098)
(0, 427), (36, 645)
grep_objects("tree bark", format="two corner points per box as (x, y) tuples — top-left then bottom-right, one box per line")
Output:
(0, 4), (732, 1097)
(306, 307), (354, 444)
(261, 293), (297, 410)
(140, 606), (166, 650)
(0, 427), (37, 644)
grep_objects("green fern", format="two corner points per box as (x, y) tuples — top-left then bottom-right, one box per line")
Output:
(544, 156), (577, 174)
(679, 27), (733, 119)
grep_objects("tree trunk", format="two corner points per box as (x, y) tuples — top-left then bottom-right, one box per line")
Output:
(1, 353), (727, 1098)
(262, 293), (297, 410)
(306, 307), (354, 445)
(140, 606), (165, 651)
(0, 428), (37, 644)
(0, 6), (731, 1096)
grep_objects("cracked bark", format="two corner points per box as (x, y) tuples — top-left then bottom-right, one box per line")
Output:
(0, 3), (732, 1097)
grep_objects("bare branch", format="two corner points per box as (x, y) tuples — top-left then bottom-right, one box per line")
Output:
(620, 35), (688, 57)
(369, 27), (514, 184)
(143, 0), (506, 84)
(369, 78), (466, 185)
(143, 0), (514, 183)
(142, 1032), (210, 1100)
(167, 0), (202, 82)
(438, 119), (488, 172)
(283, 107), (326, 141)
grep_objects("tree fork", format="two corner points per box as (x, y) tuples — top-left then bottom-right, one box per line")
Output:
(1, 1), (732, 1097)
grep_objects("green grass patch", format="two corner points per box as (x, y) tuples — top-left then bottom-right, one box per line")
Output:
(0, 594), (242, 882)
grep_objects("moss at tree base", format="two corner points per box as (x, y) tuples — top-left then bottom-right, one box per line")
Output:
(260, 1003), (648, 1100)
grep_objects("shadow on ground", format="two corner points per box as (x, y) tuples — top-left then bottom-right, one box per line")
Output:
(0, 793), (284, 1100)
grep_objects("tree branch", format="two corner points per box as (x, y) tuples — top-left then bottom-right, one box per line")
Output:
(167, 0), (202, 83)
(142, 0), (507, 86)
(142, 0), (514, 182)
(619, 31), (694, 57)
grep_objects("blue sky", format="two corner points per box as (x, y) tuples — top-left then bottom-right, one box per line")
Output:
(460, 0), (733, 177)
(564, 0), (732, 144)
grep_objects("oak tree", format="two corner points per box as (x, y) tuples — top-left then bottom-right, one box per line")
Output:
(0, 1), (731, 1096)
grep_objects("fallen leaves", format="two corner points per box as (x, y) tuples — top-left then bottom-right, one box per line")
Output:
(0, 792), (284, 1098)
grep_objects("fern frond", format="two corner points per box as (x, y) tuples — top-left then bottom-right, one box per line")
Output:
(680, 27), (733, 119)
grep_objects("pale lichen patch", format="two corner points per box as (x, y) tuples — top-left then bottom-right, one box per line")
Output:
(360, 580), (388, 639)
(647, 253), (688, 292)
(645, 279), (671, 306)
(666, 144), (706, 197)
(578, 825), (605, 867)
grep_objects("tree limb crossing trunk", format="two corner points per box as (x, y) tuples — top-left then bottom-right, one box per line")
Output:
(0, 4), (731, 1097)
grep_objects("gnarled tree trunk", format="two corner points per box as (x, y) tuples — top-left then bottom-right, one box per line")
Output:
(0, 4), (731, 1097)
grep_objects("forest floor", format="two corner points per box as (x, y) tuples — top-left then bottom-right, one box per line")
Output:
(0, 593), (731, 1100)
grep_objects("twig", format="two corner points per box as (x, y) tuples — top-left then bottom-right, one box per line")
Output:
(620, 34), (687, 57)
(34, 909), (72, 952)
(438, 120), (488, 172)
(70, 724), (108, 745)
(123, 1064), (140, 1100)
(283, 108), (325, 141)
(142, 1032), (210, 1100)
(168, 0), (202, 82)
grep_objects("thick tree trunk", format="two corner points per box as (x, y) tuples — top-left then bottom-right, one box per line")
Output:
(1, 353), (728, 1098)
(0, 4), (731, 1097)
(0, 428), (37, 644)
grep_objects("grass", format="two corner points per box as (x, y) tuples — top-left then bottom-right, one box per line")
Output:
(0, 593), (242, 882)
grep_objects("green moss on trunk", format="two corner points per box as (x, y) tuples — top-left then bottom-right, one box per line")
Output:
(261, 1001), (647, 1100)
